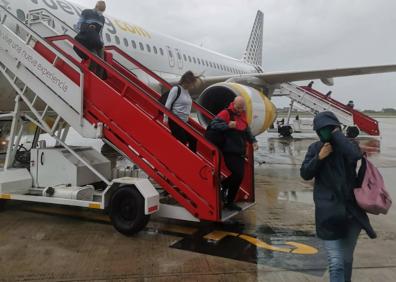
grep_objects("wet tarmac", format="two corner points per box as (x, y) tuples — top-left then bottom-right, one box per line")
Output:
(0, 118), (396, 281)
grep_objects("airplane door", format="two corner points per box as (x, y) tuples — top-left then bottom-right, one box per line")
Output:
(166, 46), (175, 68)
(175, 48), (183, 70)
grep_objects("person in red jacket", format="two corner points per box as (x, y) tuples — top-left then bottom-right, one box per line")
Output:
(209, 97), (259, 211)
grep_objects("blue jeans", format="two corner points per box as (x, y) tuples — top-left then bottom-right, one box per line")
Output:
(323, 219), (362, 282)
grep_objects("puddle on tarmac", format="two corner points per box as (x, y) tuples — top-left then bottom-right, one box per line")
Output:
(169, 221), (327, 276)
(277, 191), (313, 205)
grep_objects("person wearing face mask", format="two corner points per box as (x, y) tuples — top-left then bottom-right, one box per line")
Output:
(74, 1), (107, 78)
(165, 71), (201, 152)
(301, 111), (376, 282)
(209, 96), (259, 211)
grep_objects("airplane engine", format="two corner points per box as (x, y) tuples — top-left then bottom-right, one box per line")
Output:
(197, 82), (277, 136)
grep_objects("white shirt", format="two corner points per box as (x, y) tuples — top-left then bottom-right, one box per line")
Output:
(165, 86), (192, 122)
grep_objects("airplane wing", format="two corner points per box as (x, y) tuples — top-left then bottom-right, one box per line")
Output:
(172, 64), (396, 92)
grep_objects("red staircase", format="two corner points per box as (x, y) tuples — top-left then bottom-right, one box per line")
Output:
(300, 86), (380, 136)
(32, 35), (254, 221)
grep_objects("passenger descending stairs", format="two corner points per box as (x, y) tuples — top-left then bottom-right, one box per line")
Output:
(276, 83), (380, 136)
(0, 7), (255, 222)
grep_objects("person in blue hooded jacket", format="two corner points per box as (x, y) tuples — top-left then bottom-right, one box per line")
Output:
(301, 111), (376, 282)
(74, 1), (106, 78)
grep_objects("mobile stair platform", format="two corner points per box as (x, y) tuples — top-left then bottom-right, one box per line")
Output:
(0, 8), (255, 235)
(273, 82), (380, 137)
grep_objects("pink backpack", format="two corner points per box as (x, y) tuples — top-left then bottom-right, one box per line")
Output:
(354, 155), (392, 215)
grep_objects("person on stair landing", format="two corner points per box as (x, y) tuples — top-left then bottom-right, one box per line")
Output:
(300, 111), (376, 282)
(210, 97), (259, 211)
(75, 1), (107, 79)
(165, 71), (201, 152)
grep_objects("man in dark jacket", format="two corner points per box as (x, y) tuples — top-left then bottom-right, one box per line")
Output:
(209, 97), (258, 211)
(301, 111), (376, 282)
(74, 1), (106, 78)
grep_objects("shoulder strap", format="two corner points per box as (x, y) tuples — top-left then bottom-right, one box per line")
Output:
(170, 86), (181, 111)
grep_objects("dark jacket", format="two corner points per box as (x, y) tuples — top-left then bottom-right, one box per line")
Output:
(301, 112), (376, 240)
(210, 103), (256, 155)
(75, 9), (105, 50)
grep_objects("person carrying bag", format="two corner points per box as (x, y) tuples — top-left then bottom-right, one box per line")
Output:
(301, 111), (376, 282)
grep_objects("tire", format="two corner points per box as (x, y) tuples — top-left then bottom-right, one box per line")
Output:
(0, 200), (6, 212)
(278, 125), (293, 138)
(346, 126), (360, 138)
(109, 186), (150, 236)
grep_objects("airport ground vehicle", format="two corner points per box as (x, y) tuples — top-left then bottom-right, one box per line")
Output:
(0, 8), (255, 235)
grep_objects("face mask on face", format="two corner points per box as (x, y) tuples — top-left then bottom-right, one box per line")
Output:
(318, 127), (333, 142)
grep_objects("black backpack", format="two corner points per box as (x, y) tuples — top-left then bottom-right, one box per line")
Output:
(159, 86), (181, 111)
(205, 109), (235, 148)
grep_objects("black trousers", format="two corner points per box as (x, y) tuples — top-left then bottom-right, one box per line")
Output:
(222, 153), (245, 203)
(169, 120), (197, 152)
(89, 48), (107, 79)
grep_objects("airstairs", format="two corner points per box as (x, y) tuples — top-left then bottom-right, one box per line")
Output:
(0, 7), (255, 232)
(274, 83), (380, 136)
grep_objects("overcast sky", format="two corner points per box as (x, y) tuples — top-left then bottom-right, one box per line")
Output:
(77, 0), (396, 110)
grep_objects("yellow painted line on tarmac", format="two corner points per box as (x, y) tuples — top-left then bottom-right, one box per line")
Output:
(203, 231), (318, 255)
(286, 241), (319, 255)
(88, 203), (102, 209)
(204, 230), (239, 241)
(0, 194), (11, 199)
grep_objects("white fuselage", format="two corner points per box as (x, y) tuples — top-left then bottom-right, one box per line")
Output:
(0, 0), (261, 112)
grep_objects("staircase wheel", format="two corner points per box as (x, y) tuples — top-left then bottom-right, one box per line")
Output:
(278, 125), (293, 138)
(346, 126), (360, 138)
(109, 186), (150, 236)
(0, 199), (7, 212)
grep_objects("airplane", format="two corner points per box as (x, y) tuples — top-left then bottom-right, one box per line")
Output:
(1, 0), (396, 144)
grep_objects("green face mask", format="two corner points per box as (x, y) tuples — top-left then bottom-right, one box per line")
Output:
(318, 127), (333, 142)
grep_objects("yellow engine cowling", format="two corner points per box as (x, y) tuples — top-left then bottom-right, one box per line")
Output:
(197, 82), (277, 136)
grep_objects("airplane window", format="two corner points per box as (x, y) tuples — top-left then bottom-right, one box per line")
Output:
(160, 48), (164, 55)
(177, 53), (182, 60)
(209, 62), (213, 68)
(168, 50), (173, 58)
(193, 57), (196, 64)
(216, 63), (220, 69)
(115, 36), (120, 45)
(183, 54), (187, 61)
(146, 44), (151, 53)
(153, 46), (158, 54)
(188, 56), (192, 63)
(123, 38), (129, 47)
(131, 40), (137, 49)
(197, 58), (201, 65)
(220, 65), (224, 71)
(205, 60), (209, 67)
(105, 33), (111, 43)
(139, 42), (144, 51)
